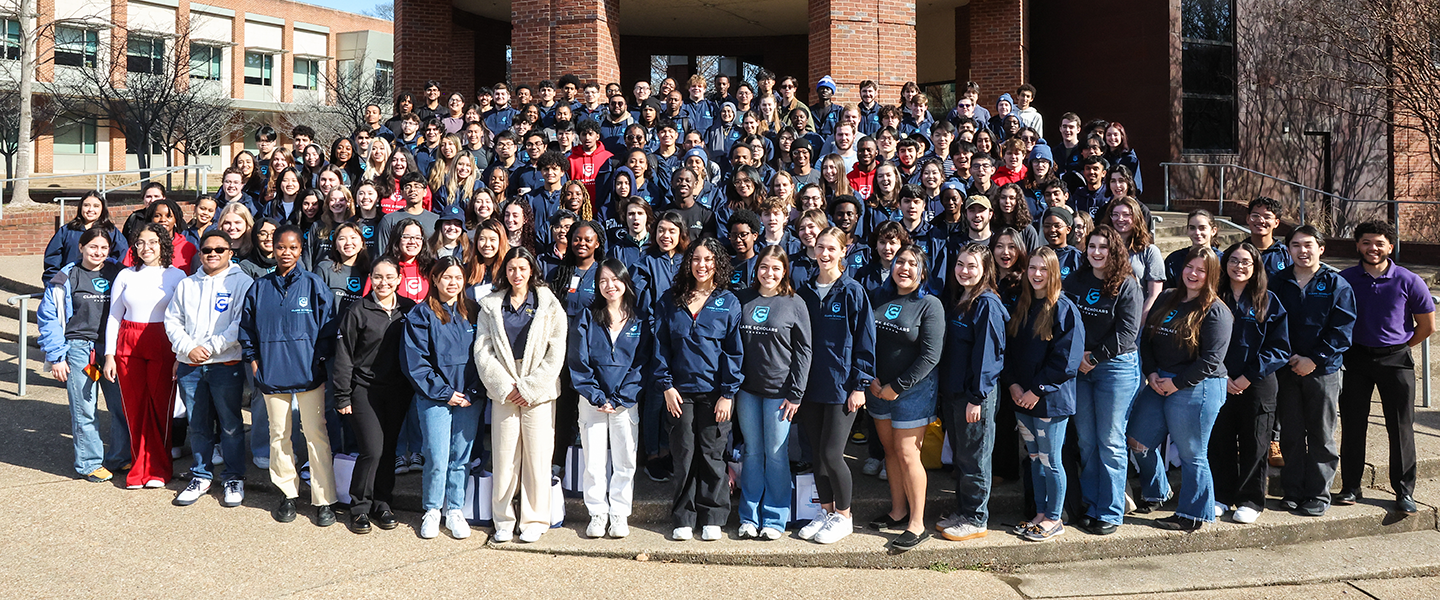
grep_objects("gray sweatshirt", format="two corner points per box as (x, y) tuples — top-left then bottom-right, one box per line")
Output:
(737, 291), (813, 402)
(872, 289), (945, 392)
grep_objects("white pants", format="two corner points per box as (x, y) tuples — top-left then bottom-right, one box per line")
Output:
(578, 399), (639, 517)
(491, 397), (555, 534)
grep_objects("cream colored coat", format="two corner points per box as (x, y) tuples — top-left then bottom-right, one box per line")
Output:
(473, 286), (569, 404)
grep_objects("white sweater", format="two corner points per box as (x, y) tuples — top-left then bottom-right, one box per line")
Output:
(164, 264), (254, 364)
(105, 265), (186, 352)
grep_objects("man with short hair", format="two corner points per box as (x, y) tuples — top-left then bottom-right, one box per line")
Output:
(291, 125), (315, 153)
(536, 79), (560, 126)
(776, 76), (813, 132)
(1336, 221), (1433, 514)
(727, 209), (761, 288)
(166, 230), (255, 508)
(967, 155), (998, 200)
(1247, 196), (1292, 276)
(856, 80), (882, 136)
(847, 137), (881, 199)
(363, 104), (394, 142)
(992, 138), (1029, 186)
(395, 112), (422, 150)
(926, 121), (957, 176)
(526, 151), (570, 242)
(810, 76), (843, 138)
(568, 119), (614, 207)
(599, 94), (635, 154)
(512, 131), (552, 194)
(558, 74), (582, 106)
(377, 172), (440, 250)
(216, 167), (255, 215)
(651, 119), (683, 187)
(1071, 156), (1109, 218)
(1014, 84), (1043, 136)
(484, 82), (519, 135)
(123, 182), (167, 240)
(416, 81), (442, 121)
(789, 139), (819, 188)
(631, 80), (653, 117)
(1057, 112), (1084, 170)
(463, 121), (492, 171)
(1272, 226), (1355, 517)
(575, 82), (605, 124)
(681, 75), (715, 135)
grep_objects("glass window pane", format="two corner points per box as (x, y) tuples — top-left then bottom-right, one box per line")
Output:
(1182, 0), (1233, 42)
(1182, 97), (1237, 152)
(1182, 42), (1234, 96)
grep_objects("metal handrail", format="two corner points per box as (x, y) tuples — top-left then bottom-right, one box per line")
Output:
(7, 292), (41, 397)
(1427, 295), (1438, 409)
(0, 164), (213, 220)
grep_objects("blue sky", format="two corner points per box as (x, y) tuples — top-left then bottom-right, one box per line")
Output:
(294, 0), (389, 18)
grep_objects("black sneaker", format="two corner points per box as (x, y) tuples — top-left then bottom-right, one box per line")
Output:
(1277, 498), (1301, 511)
(1153, 515), (1202, 532)
(868, 512), (909, 531)
(790, 461), (813, 475)
(1332, 489), (1360, 506)
(273, 498), (297, 523)
(316, 504), (336, 527)
(889, 530), (930, 552)
(1298, 499), (1328, 517)
(645, 459), (671, 482)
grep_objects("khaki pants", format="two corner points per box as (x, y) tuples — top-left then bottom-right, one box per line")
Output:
(266, 386), (337, 506)
(491, 397), (556, 535)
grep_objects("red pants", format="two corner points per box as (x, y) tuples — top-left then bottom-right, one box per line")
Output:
(114, 321), (177, 487)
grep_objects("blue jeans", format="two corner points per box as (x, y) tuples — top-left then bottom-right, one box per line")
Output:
(64, 339), (129, 475)
(417, 397), (481, 511)
(942, 387), (997, 527)
(1128, 375), (1226, 522)
(176, 363), (247, 481)
(1016, 412), (1068, 522)
(1073, 351), (1142, 526)
(734, 391), (792, 530)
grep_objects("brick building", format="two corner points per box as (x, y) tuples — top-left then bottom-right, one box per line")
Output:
(23, 0), (392, 177)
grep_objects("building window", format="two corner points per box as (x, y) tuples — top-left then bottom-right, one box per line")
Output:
(0, 19), (18, 61)
(190, 44), (223, 81)
(55, 27), (98, 68)
(244, 51), (273, 86)
(127, 37), (165, 74)
(293, 58), (319, 90)
(54, 118), (97, 155)
(373, 60), (393, 98)
(1181, 0), (1237, 153)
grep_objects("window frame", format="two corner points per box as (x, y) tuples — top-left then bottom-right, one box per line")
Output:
(126, 36), (166, 75)
(243, 50), (274, 87)
(189, 43), (224, 81)
(54, 26), (99, 68)
(1180, 0), (1238, 154)
(293, 57), (319, 90)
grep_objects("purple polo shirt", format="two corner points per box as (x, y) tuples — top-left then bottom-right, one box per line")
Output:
(1340, 262), (1434, 347)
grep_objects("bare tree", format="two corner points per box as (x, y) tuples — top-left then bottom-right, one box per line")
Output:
(281, 55), (386, 144)
(155, 86), (240, 192)
(0, 87), (56, 186)
(364, 2), (394, 21)
(43, 24), (233, 184)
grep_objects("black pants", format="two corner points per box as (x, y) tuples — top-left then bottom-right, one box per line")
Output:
(994, 405), (1022, 481)
(667, 392), (731, 528)
(799, 401), (857, 510)
(346, 381), (412, 516)
(553, 371), (579, 466)
(1339, 345), (1418, 497)
(1210, 373), (1278, 510)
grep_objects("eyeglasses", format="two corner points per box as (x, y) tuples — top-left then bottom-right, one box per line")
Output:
(400, 234), (425, 241)
(371, 274), (401, 281)
(199, 246), (230, 255)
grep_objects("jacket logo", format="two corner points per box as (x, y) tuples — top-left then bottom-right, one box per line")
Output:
(830, 302), (842, 313)
(582, 163), (595, 177)
(346, 277), (363, 293)
(93, 278), (110, 293)
(214, 292), (231, 312)
(884, 304), (902, 320)
(362, 225), (375, 239)
(1061, 266), (1072, 278)
(714, 297), (725, 307)
(407, 278), (423, 294)
(1086, 289), (1100, 305)
(1163, 309), (1177, 323)
(731, 271), (742, 284)
(298, 296), (309, 308)
(1315, 280), (1326, 292)
(752, 306), (770, 323)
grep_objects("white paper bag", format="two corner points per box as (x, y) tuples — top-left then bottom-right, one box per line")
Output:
(550, 476), (566, 528)
(789, 473), (822, 527)
(463, 467), (494, 526)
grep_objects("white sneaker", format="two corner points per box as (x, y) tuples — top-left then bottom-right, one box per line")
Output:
(878, 467), (888, 481)
(935, 512), (964, 532)
(607, 515), (629, 538)
(862, 458), (883, 476)
(173, 477), (210, 506)
(671, 526), (693, 541)
(491, 527), (513, 543)
(420, 509), (441, 539)
(144, 479), (165, 489)
(586, 514), (608, 538)
(798, 513), (833, 540)
(759, 527), (783, 541)
(700, 525), (722, 541)
(212, 448), (225, 466)
(220, 479), (244, 507)
(941, 522), (989, 542)
(1215, 503), (1228, 519)
(737, 522), (758, 539)
(813, 513), (853, 544)
(518, 526), (543, 543)
(394, 455), (410, 475)
(445, 509), (471, 539)
(1232, 506), (1260, 524)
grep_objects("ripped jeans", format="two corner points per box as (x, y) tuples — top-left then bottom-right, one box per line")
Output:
(1127, 375), (1225, 523)
(1015, 412), (1069, 522)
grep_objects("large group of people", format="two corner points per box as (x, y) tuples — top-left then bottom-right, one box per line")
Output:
(36, 71), (1435, 550)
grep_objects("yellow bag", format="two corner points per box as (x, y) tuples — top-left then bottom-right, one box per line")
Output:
(920, 420), (945, 470)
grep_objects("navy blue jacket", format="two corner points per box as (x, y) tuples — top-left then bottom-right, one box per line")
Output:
(43, 225), (129, 280)
(607, 229), (651, 270)
(729, 255), (757, 290)
(401, 300), (480, 402)
(1003, 296), (1085, 418)
(681, 99), (716, 137)
(239, 267), (336, 394)
(1224, 289), (1291, 385)
(652, 289), (744, 397)
(798, 273), (877, 403)
(568, 311), (650, 408)
(525, 187), (564, 244)
(1271, 265), (1356, 374)
(941, 291), (1009, 405)
(633, 249), (684, 321)
(1258, 240), (1292, 277)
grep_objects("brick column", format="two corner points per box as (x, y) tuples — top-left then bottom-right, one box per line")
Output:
(395, 0), (465, 94)
(807, 0), (915, 104)
(512, 0), (619, 86)
(967, 0), (1026, 108)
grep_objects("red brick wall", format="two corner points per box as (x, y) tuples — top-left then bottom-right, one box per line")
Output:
(512, 0), (620, 87)
(1393, 114), (1440, 242)
(808, 0), (916, 104)
(0, 203), (185, 256)
(966, 0), (1025, 109)
(396, 0), (461, 96)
